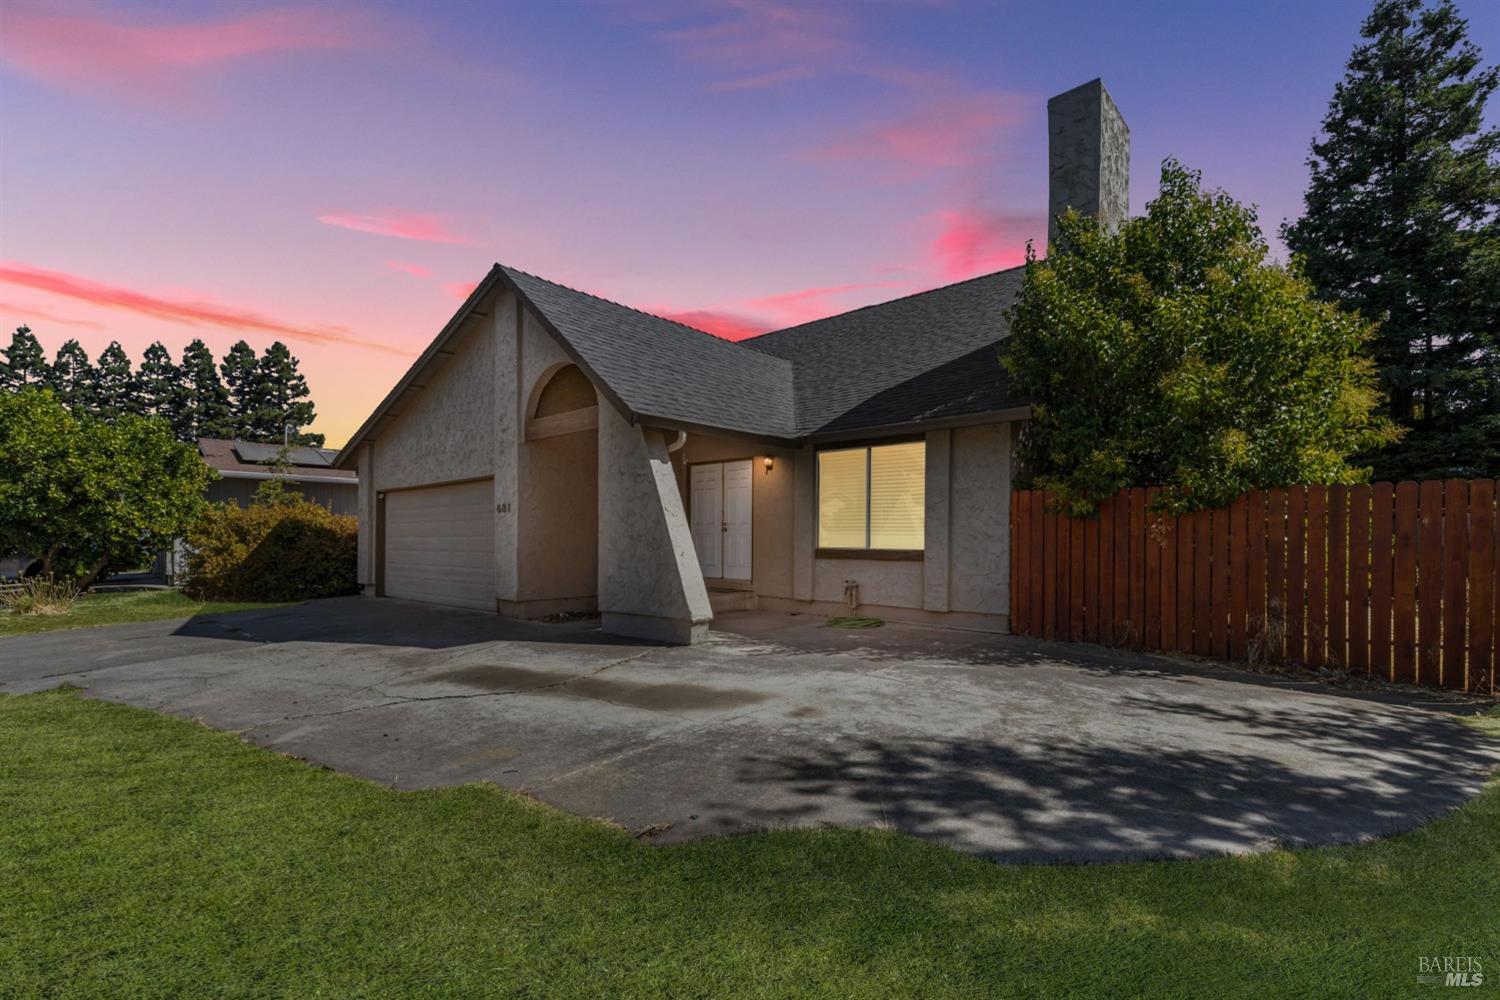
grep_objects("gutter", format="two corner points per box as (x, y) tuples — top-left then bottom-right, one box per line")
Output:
(213, 470), (359, 485)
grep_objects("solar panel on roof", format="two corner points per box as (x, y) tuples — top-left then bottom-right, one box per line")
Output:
(232, 443), (334, 467)
(232, 443), (280, 464)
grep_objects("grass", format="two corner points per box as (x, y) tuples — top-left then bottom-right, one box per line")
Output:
(1, 690), (1496, 997)
(0, 590), (291, 637)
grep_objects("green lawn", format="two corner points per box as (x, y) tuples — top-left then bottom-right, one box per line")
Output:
(0, 590), (291, 637)
(1, 690), (1496, 998)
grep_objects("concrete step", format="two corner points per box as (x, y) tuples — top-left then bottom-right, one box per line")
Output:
(708, 589), (757, 614)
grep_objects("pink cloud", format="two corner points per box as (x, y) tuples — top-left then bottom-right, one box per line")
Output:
(444, 280), (480, 301)
(802, 94), (1027, 179)
(659, 2), (856, 65)
(318, 212), (477, 245)
(928, 209), (1041, 282)
(748, 281), (901, 326)
(655, 309), (772, 342)
(710, 66), (816, 92)
(0, 261), (407, 356)
(0, 301), (105, 330)
(385, 260), (432, 279)
(0, 3), (368, 100)
(651, 279), (904, 340)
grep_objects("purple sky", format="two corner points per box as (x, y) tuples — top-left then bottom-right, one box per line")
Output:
(3, 0), (1497, 445)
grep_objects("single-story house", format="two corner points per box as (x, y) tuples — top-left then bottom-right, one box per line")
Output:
(197, 438), (359, 515)
(334, 79), (1129, 643)
(154, 439), (359, 582)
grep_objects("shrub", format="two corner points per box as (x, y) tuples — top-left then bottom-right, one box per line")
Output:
(1003, 159), (1400, 515)
(2, 577), (80, 617)
(181, 488), (358, 602)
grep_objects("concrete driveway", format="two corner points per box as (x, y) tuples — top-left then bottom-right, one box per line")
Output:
(2, 597), (1496, 862)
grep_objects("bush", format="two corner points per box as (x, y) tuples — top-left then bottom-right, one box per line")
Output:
(181, 487), (358, 602)
(2, 577), (80, 616)
(1002, 159), (1399, 515)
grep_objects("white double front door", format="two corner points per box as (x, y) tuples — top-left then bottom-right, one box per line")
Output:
(689, 459), (752, 581)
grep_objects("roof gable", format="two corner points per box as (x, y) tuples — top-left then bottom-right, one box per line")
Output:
(337, 261), (1031, 466)
(500, 265), (797, 440)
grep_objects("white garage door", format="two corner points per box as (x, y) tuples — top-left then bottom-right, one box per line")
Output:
(383, 479), (495, 611)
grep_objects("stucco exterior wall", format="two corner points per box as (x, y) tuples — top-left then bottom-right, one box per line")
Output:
(356, 443), (374, 588)
(675, 436), (796, 599)
(372, 313), (497, 492)
(493, 290), (520, 602)
(949, 422), (1012, 615)
(812, 558), (925, 608)
(598, 406), (712, 643)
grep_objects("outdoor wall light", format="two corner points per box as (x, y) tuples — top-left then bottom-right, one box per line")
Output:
(763, 456), (774, 474)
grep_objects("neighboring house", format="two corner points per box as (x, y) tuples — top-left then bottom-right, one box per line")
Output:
(335, 80), (1129, 643)
(154, 439), (359, 582)
(197, 438), (359, 514)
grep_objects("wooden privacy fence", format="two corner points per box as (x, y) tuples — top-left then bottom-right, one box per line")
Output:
(1009, 480), (1499, 694)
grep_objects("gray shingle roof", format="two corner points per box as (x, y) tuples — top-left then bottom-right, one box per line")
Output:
(503, 262), (1029, 441)
(341, 261), (1032, 463)
(743, 266), (1030, 435)
(500, 265), (799, 439)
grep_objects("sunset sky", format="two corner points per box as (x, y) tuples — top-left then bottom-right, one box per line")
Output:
(3, 0), (1498, 447)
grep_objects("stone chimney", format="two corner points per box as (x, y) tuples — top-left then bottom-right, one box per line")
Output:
(1047, 79), (1129, 247)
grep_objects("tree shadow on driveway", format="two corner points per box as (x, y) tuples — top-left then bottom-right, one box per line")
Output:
(703, 695), (1500, 862)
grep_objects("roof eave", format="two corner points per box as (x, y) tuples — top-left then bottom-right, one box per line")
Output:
(335, 264), (656, 470)
(333, 265), (507, 469)
(637, 413), (800, 449)
(802, 405), (1033, 445)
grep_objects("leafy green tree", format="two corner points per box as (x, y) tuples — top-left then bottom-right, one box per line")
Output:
(46, 339), (96, 411)
(1, 325), (49, 388)
(1283, 0), (1499, 480)
(178, 339), (232, 440)
(0, 388), (213, 588)
(219, 340), (261, 439)
(135, 341), (182, 424)
(252, 341), (323, 446)
(93, 341), (138, 418)
(1004, 159), (1400, 515)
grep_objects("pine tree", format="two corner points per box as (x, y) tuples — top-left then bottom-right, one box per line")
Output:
(47, 339), (97, 411)
(1, 325), (49, 388)
(178, 339), (232, 441)
(219, 340), (261, 440)
(251, 341), (323, 446)
(135, 341), (182, 426)
(1283, 0), (1500, 480)
(93, 341), (138, 418)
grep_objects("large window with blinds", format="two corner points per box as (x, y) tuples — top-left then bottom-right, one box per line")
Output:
(816, 441), (925, 552)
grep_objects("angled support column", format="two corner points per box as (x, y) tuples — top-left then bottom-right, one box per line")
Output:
(597, 405), (712, 644)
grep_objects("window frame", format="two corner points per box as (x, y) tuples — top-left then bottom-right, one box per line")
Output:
(814, 437), (926, 561)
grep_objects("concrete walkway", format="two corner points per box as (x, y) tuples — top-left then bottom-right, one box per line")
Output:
(2, 597), (1495, 863)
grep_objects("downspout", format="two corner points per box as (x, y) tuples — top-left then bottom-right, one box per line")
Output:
(666, 430), (687, 453)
